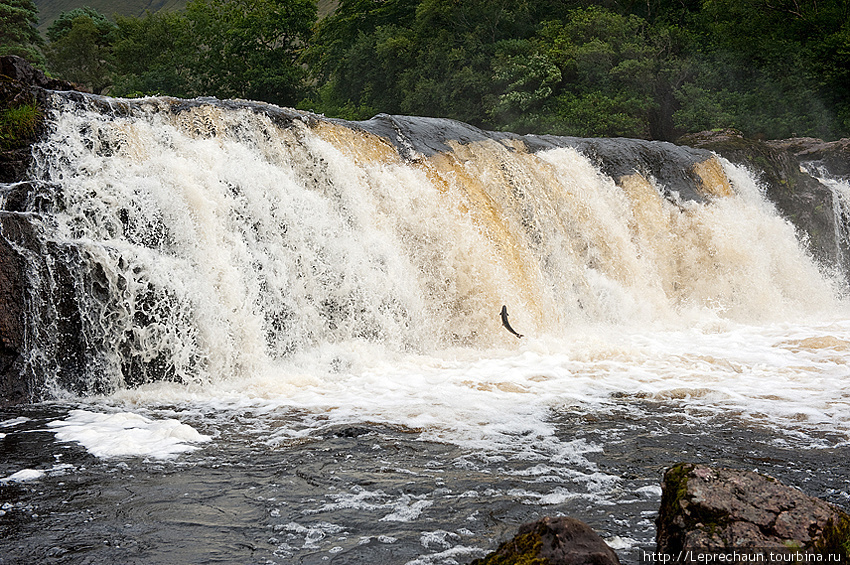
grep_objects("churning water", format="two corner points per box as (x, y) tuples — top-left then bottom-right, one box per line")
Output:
(1, 94), (849, 564)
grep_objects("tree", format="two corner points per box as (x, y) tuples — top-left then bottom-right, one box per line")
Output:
(304, 0), (539, 125)
(185, 0), (317, 105)
(672, 0), (849, 139)
(45, 8), (117, 93)
(112, 0), (316, 105)
(46, 6), (115, 42)
(0, 0), (45, 66)
(488, 6), (689, 139)
(111, 10), (194, 98)
(301, 0), (419, 117)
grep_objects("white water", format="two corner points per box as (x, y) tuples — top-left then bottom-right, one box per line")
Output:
(27, 95), (850, 462)
(803, 162), (850, 273)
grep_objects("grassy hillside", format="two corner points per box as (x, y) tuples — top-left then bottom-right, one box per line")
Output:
(34, 0), (186, 31)
(34, 0), (337, 32)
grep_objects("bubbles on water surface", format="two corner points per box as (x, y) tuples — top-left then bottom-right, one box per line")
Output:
(5, 94), (850, 563)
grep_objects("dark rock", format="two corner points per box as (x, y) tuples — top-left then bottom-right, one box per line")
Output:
(767, 138), (850, 178)
(1, 57), (80, 405)
(352, 113), (496, 160)
(352, 114), (718, 203)
(524, 135), (719, 203)
(1, 206), (98, 405)
(0, 55), (76, 92)
(677, 131), (846, 274)
(0, 213), (36, 406)
(470, 516), (621, 565)
(657, 463), (850, 562)
(1, 56), (79, 183)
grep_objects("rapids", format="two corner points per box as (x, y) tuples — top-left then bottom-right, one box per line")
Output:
(1, 92), (849, 564)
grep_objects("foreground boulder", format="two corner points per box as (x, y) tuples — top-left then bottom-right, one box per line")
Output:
(470, 516), (620, 565)
(657, 463), (850, 561)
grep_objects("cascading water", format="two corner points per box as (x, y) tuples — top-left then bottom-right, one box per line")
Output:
(802, 161), (850, 274)
(1, 92), (849, 565)
(21, 94), (842, 394)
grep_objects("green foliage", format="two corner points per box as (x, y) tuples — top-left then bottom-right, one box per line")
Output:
(184, 0), (316, 104)
(0, 101), (41, 150)
(0, 0), (45, 66)
(675, 0), (850, 139)
(552, 91), (653, 138)
(13, 0), (847, 140)
(305, 0), (543, 126)
(111, 9), (194, 98)
(45, 8), (117, 93)
(32, 0), (188, 34)
(487, 38), (561, 132)
(304, 0), (847, 139)
(112, 0), (316, 105)
(488, 6), (688, 138)
(46, 6), (116, 42)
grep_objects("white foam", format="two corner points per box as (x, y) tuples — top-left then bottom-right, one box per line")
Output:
(278, 521), (346, 549)
(635, 485), (663, 498)
(0, 417), (30, 428)
(606, 535), (640, 550)
(99, 316), (850, 468)
(305, 486), (434, 523)
(403, 545), (485, 565)
(47, 409), (211, 459)
(0, 469), (46, 483)
(379, 496), (433, 522)
(28, 97), (850, 466)
(420, 530), (461, 550)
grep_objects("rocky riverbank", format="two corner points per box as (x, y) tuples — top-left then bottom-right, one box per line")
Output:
(473, 464), (850, 565)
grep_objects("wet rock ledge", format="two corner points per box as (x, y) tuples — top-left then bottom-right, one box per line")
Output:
(678, 130), (850, 273)
(472, 463), (850, 565)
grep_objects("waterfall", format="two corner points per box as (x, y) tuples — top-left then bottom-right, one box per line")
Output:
(801, 161), (850, 274)
(10, 93), (843, 397)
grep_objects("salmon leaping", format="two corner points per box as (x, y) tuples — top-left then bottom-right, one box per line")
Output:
(499, 305), (523, 338)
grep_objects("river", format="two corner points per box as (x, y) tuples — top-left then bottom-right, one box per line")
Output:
(1, 94), (849, 564)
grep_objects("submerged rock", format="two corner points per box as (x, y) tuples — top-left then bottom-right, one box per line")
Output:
(657, 463), (850, 561)
(469, 516), (621, 565)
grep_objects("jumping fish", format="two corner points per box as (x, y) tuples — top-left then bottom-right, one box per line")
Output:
(499, 305), (523, 338)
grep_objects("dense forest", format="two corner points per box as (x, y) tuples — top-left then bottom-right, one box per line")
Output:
(2, 0), (849, 141)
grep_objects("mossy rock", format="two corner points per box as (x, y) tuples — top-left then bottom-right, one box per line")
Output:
(813, 513), (850, 562)
(657, 463), (850, 560)
(470, 516), (620, 565)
